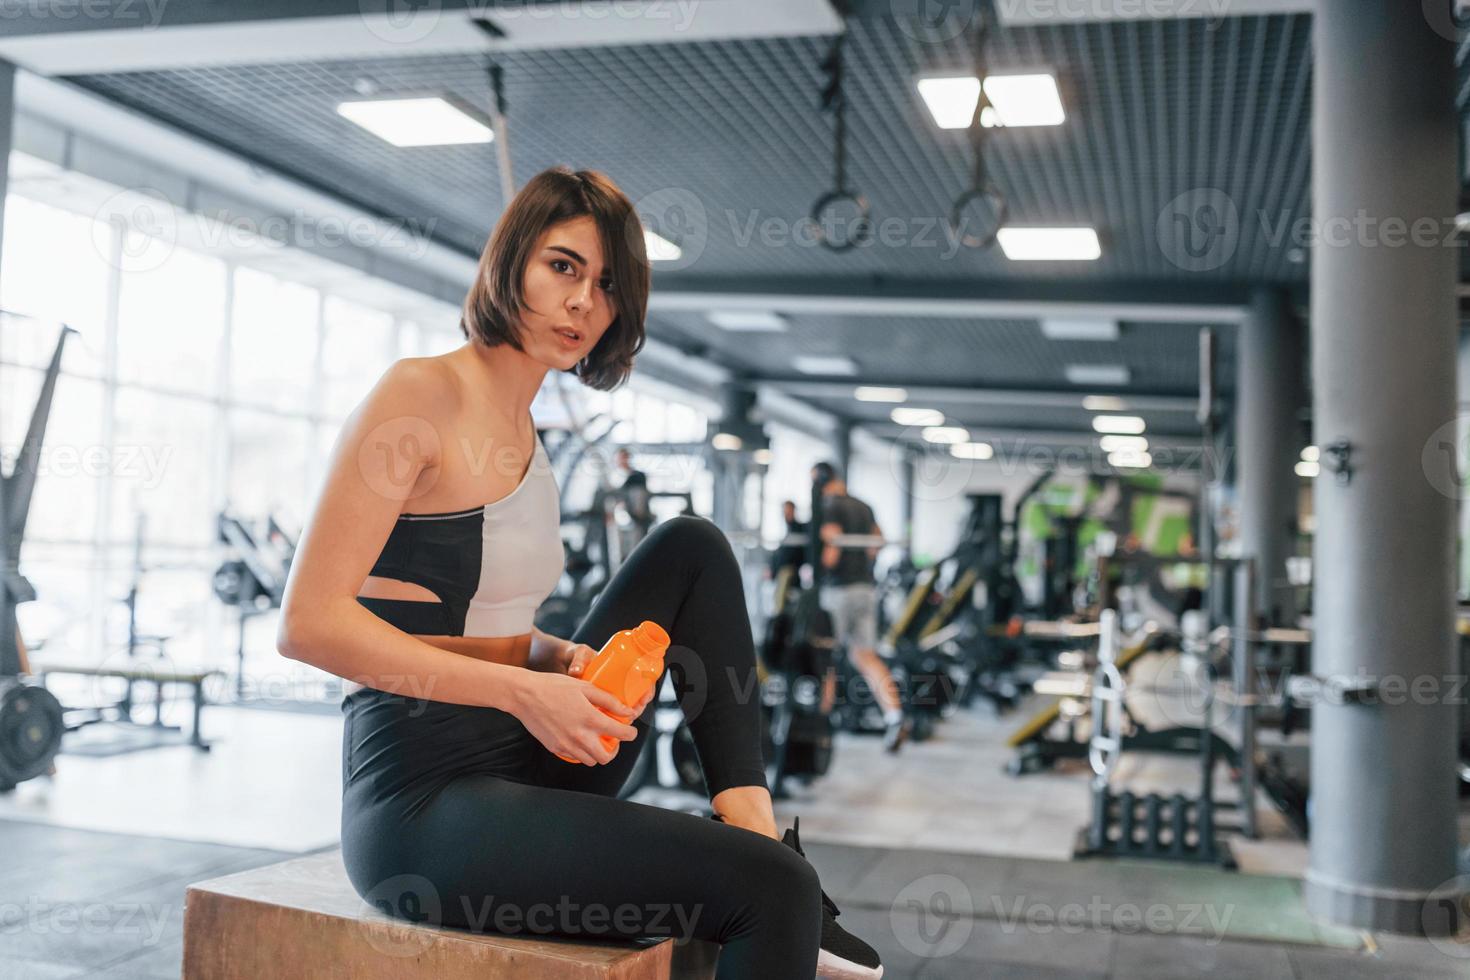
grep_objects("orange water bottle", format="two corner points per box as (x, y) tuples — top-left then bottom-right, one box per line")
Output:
(558, 620), (670, 764)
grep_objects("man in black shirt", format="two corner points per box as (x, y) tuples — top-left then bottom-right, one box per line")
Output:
(812, 462), (910, 752)
(768, 499), (809, 579)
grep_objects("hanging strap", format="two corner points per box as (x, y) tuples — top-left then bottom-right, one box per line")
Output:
(809, 12), (871, 253)
(948, 7), (1007, 249)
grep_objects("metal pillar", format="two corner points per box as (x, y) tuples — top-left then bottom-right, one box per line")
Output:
(899, 448), (915, 564)
(1307, 1), (1460, 934)
(1236, 289), (1305, 626)
(834, 420), (852, 484)
(1457, 329), (1470, 599)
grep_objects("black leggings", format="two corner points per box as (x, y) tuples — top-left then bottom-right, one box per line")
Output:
(340, 515), (822, 979)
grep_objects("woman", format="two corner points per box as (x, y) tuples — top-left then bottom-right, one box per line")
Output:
(276, 168), (882, 979)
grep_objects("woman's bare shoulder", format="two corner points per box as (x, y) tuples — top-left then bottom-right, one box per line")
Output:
(370, 355), (463, 418)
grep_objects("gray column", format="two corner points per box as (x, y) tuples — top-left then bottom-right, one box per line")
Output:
(1235, 289), (1305, 625)
(899, 448), (915, 563)
(834, 420), (852, 483)
(1457, 330), (1470, 599)
(0, 61), (14, 277)
(1307, 1), (1460, 934)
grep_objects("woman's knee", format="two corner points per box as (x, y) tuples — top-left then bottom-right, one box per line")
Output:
(649, 515), (735, 564)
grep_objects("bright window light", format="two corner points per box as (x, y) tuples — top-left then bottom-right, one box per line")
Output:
(1083, 395), (1129, 411)
(855, 386), (908, 403)
(922, 425), (970, 444)
(983, 73), (1066, 127)
(951, 442), (994, 460)
(1092, 415), (1146, 435)
(998, 226), (1101, 261)
(793, 355), (858, 376)
(337, 98), (494, 147)
(1099, 435), (1149, 453)
(708, 310), (786, 332)
(644, 230), (682, 262)
(892, 407), (945, 426)
(916, 76), (981, 129)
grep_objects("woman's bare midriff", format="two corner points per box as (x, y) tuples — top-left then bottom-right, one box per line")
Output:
(344, 575), (534, 697)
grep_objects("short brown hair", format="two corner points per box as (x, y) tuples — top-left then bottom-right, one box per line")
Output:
(460, 167), (650, 391)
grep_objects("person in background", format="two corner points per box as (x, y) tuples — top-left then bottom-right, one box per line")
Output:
(767, 499), (809, 581)
(612, 447), (653, 548)
(811, 462), (911, 753)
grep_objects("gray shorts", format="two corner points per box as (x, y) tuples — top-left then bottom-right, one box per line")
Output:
(820, 583), (878, 652)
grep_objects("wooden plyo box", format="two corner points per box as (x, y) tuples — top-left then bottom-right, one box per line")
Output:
(183, 850), (719, 979)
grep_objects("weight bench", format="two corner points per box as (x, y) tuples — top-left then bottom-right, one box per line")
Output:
(35, 660), (219, 751)
(183, 850), (720, 979)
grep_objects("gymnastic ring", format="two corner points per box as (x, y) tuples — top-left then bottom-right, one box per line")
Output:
(809, 189), (873, 253)
(948, 186), (1008, 250)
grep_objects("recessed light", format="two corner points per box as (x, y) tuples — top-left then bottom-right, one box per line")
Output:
(1109, 450), (1152, 469)
(916, 76), (982, 129)
(712, 433), (743, 451)
(1301, 445), (1320, 462)
(951, 442), (994, 460)
(708, 310), (786, 332)
(917, 73), (1064, 129)
(922, 426), (970, 444)
(998, 226), (1101, 261)
(983, 73), (1066, 127)
(793, 356), (858, 376)
(1041, 318), (1118, 341)
(337, 97), (493, 147)
(1099, 435), (1149, 453)
(644, 230), (682, 262)
(1066, 364), (1130, 386)
(1296, 460), (1320, 478)
(753, 448), (772, 465)
(1082, 395), (1129, 411)
(1092, 415), (1146, 435)
(892, 407), (945, 426)
(855, 386), (908, 403)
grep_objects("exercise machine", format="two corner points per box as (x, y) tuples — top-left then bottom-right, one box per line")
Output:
(213, 510), (297, 699)
(0, 320), (70, 790)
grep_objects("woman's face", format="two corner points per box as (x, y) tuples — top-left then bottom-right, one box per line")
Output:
(519, 215), (618, 371)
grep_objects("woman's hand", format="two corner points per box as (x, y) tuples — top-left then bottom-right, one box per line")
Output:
(511, 671), (656, 765)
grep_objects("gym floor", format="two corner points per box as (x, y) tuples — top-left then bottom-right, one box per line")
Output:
(2, 681), (1463, 979)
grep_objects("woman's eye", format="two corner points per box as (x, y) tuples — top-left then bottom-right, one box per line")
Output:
(551, 259), (572, 273)
(599, 280), (616, 294)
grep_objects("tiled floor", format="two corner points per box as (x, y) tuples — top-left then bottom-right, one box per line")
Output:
(2, 661), (1467, 978)
(1, 821), (1463, 980)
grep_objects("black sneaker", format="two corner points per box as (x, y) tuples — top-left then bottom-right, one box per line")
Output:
(882, 715), (911, 754)
(780, 816), (884, 979)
